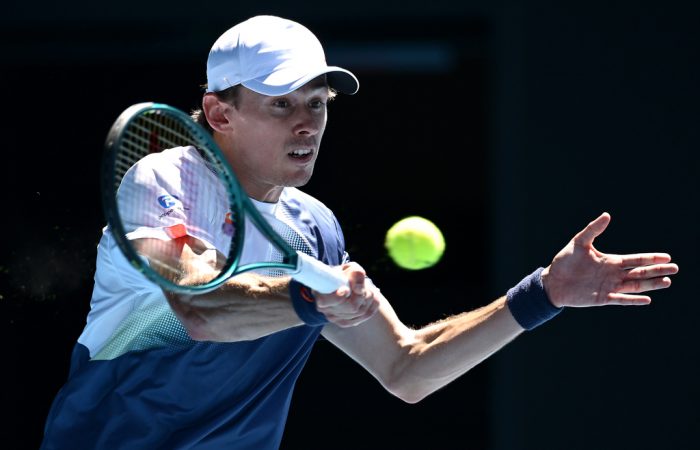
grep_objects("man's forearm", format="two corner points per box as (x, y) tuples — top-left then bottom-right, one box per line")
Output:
(393, 297), (524, 402)
(165, 273), (304, 342)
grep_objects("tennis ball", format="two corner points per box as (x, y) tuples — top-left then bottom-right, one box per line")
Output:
(385, 216), (445, 270)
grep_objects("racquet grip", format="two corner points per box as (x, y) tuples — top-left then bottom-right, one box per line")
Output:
(292, 251), (349, 294)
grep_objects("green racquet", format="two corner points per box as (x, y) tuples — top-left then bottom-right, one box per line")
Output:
(101, 102), (347, 295)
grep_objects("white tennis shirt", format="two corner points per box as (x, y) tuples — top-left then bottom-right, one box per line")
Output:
(79, 146), (305, 359)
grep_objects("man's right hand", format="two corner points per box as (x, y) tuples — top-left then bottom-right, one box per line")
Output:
(313, 262), (381, 327)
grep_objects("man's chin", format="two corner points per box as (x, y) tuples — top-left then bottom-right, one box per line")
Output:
(283, 170), (314, 188)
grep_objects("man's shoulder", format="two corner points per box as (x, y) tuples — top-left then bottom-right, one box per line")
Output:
(280, 188), (345, 263)
(281, 187), (334, 217)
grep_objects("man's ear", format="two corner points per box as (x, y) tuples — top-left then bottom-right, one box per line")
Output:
(202, 93), (234, 133)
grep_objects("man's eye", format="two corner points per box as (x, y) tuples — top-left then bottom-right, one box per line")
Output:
(273, 100), (289, 108)
(310, 100), (325, 109)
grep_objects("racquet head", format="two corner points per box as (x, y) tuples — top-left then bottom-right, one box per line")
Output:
(101, 102), (250, 293)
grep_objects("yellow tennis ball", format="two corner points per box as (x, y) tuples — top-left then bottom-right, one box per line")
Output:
(385, 216), (445, 270)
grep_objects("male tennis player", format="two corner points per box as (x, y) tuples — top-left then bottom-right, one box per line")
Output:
(41, 15), (678, 449)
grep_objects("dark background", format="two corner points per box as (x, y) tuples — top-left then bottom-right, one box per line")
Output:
(2, 1), (698, 449)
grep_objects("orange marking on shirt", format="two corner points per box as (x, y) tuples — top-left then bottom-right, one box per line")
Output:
(165, 223), (187, 239)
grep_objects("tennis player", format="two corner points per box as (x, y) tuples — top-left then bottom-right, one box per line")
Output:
(40, 15), (679, 450)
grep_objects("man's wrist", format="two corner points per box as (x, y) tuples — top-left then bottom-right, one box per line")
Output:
(506, 267), (563, 330)
(539, 265), (562, 308)
(289, 279), (328, 327)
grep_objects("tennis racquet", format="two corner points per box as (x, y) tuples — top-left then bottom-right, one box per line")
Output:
(101, 102), (348, 295)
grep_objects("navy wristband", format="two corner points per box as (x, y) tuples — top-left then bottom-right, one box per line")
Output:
(506, 267), (562, 330)
(289, 280), (328, 327)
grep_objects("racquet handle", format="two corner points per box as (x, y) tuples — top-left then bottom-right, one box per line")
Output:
(291, 251), (349, 294)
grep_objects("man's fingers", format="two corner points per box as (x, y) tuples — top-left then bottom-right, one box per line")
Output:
(619, 254), (674, 269)
(573, 212), (611, 247)
(322, 298), (380, 328)
(606, 292), (652, 305)
(314, 292), (344, 308)
(624, 263), (678, 278)
(616, 276), (673, 293)
(315, 289), (370, 314)
(341, 262), (367, 296)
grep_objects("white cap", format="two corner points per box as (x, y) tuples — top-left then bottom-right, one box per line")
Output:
(206, 15), (359, 96)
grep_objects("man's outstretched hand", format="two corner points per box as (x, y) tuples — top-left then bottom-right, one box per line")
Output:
(541, 213), (679, 308)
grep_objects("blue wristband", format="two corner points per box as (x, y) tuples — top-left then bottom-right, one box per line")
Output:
(289, 280), (328, 327)
(506, 267), (562, 330)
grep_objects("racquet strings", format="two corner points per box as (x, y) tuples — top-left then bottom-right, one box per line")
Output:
(114, 110), (196, 185)
(112, 108), (241, 288)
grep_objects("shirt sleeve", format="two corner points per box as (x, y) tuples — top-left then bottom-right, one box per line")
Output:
(117, 153), (191, 242)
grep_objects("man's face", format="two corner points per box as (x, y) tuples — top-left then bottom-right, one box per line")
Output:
(224, 77), (330, 202)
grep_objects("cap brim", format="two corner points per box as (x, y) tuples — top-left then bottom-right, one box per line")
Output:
(242, 66), (359, 96)
(326, 67), (360, 95)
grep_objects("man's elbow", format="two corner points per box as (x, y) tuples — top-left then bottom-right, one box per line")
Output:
(175, 310), (214, 341)
(382, 362), (434, 404)
(184, 321), (213, 341)
(385, 380), (431, 404)
(164, 292), (214, 341)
